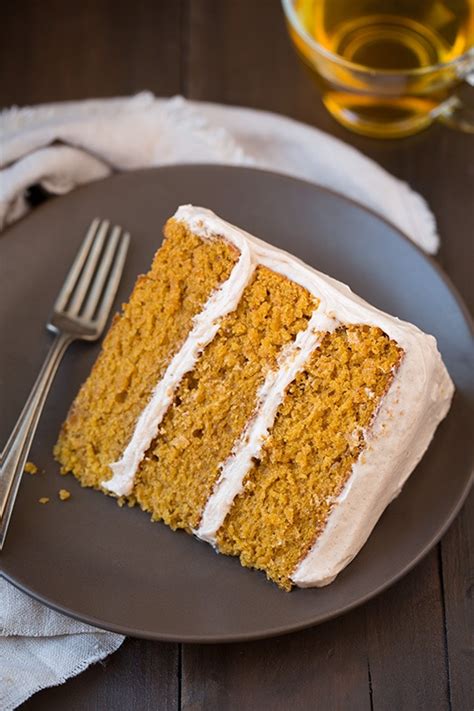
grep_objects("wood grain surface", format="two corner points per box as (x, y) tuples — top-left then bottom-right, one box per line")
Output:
(1, 1), (472, 709)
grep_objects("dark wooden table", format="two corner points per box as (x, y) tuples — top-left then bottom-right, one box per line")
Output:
(2, 2), (473, 709)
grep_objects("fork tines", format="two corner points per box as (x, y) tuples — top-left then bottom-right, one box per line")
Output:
(54, 218), (130, 328)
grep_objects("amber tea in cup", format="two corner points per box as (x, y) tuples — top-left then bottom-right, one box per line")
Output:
(283, 0), (474, 137)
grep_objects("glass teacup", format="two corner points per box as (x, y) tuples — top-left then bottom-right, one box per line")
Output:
(282, 0), (474, 138)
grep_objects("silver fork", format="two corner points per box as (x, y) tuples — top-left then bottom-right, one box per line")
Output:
(0, 218), (130, 549)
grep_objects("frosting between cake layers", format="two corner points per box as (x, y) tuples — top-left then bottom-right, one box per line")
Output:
(102, 205), (454, 587)
(103, 220), (255, 496)
(196, 309), (339, 544)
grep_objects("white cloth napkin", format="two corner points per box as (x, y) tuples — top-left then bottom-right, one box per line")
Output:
(0, 91), (441, 709)
(0, 579), (124, 710)
(0, 92), (438, 252)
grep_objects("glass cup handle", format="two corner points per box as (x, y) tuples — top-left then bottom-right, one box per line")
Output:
(434, 58), (474, 133)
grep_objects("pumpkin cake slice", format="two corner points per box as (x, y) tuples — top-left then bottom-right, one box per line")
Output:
(55, 205), (454, 589)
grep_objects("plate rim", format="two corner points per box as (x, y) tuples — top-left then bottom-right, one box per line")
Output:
(0, 164), (473, 643)
(2, 472), (473, 644)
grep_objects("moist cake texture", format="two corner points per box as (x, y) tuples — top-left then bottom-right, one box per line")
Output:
(134, 266), (317, 532)
(217, 325), (402, 590)
(55, 205), (454, 589)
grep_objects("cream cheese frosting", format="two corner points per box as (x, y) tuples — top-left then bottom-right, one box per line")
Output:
(102, 205), (454, 587)
(103, 217), (255, 496)
(196, 309), (339, 544)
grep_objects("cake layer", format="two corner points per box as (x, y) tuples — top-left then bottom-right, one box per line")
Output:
(133, 265), (318, 530)
(55, 218), (238, 488)
(216, 325), (402, 590)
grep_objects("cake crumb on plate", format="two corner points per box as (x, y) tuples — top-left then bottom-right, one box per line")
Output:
(58, 489), (71, 501)
(24, 461), (38, 475)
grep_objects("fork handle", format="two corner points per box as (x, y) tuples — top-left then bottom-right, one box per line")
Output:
(0, 332), (73, 549)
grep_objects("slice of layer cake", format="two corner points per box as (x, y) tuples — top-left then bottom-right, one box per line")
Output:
(55, 206), (454, 589)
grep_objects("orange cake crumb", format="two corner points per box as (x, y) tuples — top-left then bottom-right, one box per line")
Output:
(24, 461), (38, 475)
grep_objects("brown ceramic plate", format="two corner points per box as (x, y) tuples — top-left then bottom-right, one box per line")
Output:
(0, 166), (472, 642)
